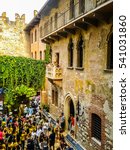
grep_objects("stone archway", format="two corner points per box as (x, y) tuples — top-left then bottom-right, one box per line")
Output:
(64, 94), (75, 130)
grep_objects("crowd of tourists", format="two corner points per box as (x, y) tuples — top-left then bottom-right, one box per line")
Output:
(0, 98), (73, 150)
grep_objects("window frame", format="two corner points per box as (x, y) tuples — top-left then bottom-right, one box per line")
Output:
(76, 34), (84, 68)
(79, 0), (85, 14)
(69, 0), (75, 19)
(91, 113), (102, 142)
(40, 51), (42, 60)
(35, 51), (37, 59)
(106, 32), (113, 70)
(40, 26), (42, 38)
(35, 29), (37, 42)
(54, 13), (58, 29)
(52, 88), (58, 107)
(68, 38), (74, 67)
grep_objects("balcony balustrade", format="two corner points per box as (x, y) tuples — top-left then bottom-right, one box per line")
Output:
(46, 64), (62, 80)
(41, 0), (112, 42)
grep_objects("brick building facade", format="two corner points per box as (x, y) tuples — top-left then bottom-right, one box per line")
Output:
(25, 11), (46, 60)
(25, 11), (48, 105)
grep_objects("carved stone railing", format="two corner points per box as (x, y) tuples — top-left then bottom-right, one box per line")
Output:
(46, 64), (62, 80)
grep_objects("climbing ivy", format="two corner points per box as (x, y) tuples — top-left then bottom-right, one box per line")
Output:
(0, 55), (46, 110)
(44, 44), (52, 64)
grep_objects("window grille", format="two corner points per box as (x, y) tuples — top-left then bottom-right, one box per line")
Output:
(91, 113), (101, 141)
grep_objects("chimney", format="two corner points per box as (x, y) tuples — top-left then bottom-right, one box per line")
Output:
(34, 10), (38, 17)
(2, 12), (6, 18)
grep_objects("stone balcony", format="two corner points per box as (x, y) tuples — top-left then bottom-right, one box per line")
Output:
(46, 64), (62, 80)
(41, 0), (113, 44)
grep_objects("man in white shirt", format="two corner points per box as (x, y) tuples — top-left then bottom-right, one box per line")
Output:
(36, 127), (42, 137)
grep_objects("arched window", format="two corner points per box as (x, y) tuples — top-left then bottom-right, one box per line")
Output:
(54, 13), (58, 29)
(52, 87), (58, 106)
(107, 32), (113, 69)
(70, 0), (74, 19)
(35, 51), (37, 59)
(55, 91), (58, 106)
(40, 26), (42, 38)
(50, 17), (53, 32)
(35, 29), (37, 42)
(50, 47), (52, 63)
(77, 35), (84, 68)
(68, 38), (74, 67)
(91, 113), (101, 141)
(31, 33), (33, 43)
(31, 52), (33, 58)
(79, 0), (85, 14)
(52, 90), (55, 104)
(40, 51), (42, 60)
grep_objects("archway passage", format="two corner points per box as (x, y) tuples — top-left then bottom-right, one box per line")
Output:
(69, 99), (75, 117)
(65, 96), (75, 131)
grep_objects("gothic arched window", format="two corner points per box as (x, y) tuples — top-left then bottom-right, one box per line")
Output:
(70, 0), (74, 19)
(77, 35), (84, 68)
(107, 32), (113, 69)
(79, 0), (85, 14)
(68, 38), (74, 67)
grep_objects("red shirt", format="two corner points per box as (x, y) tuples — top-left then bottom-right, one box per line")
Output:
(71, 117), (75, 126)
(0, 131), (3, 140)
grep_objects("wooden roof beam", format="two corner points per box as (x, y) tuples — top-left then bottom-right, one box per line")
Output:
(46, 38), (55, 43)
(82, 18), (97, 27)
(49, 35), (59, 41)
(92, 13), (108, 24)
(56, 32), (67, 38)
(41, 39), (50, 44)
(63, 28), (76, 35)
(74, 22), (87, 30)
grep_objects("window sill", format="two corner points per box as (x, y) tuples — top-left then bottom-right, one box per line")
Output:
(91, 137), (101, 146)
(67, 67), (74, 70)
(104, 69), (113, 73)
(75, 67), (84, 71)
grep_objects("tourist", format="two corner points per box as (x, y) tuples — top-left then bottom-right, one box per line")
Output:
(60, 112), (65, 132)
(71, 115), (75, 136)
(49, 128), (55, 150)
(68, 115), (72, 131)
(27, 133), (34, 150)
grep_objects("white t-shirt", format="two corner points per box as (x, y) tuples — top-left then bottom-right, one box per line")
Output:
(36, 129), (42, 137)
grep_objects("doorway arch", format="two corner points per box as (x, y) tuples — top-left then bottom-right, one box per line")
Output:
(64, 94), (75, 130)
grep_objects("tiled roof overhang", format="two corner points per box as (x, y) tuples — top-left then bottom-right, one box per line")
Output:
(24, 0), (58, 32)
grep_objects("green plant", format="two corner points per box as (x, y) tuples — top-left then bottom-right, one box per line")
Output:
(44, 44), (51, 64)
(0, 55), (46, 109)
(43, 104), (50, 112)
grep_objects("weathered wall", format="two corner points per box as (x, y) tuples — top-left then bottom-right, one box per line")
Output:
(30, 20), (46, 60)
(47, 23), (113, 150)
(40, 0), (113, 149)
(0, 12), (30, 57)
(30, 25), (39, 59)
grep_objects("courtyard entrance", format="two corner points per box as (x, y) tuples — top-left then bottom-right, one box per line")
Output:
(65, 95), (75, 130)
